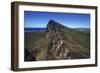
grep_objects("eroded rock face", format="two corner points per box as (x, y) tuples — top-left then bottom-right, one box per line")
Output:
(45, 20), (88, 60)
(45, 20), (71, 60)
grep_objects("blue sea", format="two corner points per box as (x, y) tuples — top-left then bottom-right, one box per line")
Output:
(25, 28), (47, 32)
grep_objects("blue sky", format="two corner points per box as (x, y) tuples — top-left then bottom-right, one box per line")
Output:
(24, 11), (90, 28)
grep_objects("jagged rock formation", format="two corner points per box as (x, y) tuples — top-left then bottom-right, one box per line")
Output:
(45, 20), (89, 60)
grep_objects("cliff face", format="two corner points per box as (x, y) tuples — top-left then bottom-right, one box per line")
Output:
(24, 19), (90, 61)
(45, 20), (69, 60)
(45, 20), (89, 60)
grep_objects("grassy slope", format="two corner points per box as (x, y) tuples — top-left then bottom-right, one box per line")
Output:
(25, 31), (48, 60)
(25, 31), (44, 49)
(63, 28), (90, 56)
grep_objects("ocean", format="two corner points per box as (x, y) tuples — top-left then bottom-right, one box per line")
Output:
(25, 28), (47, 32)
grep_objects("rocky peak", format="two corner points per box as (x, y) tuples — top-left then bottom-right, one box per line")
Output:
(47, 19), (61, 26)
(45, 20), (88, 60)
(46, 20), (64, 39)
(46, 20), (68, 60)
(46, 19), (63, 32)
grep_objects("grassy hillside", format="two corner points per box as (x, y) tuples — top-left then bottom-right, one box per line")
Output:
(63, 28), (90, 56)
(65, 28), (90, 49)
(25, 30), (46, 49)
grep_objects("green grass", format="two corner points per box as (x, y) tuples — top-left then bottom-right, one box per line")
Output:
(24, 30), (49, 60)
(64, 28), (90, 56)
(24, 31), (45, 49)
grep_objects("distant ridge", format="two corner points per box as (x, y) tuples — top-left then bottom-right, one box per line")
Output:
(73, 28), (90, 32)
